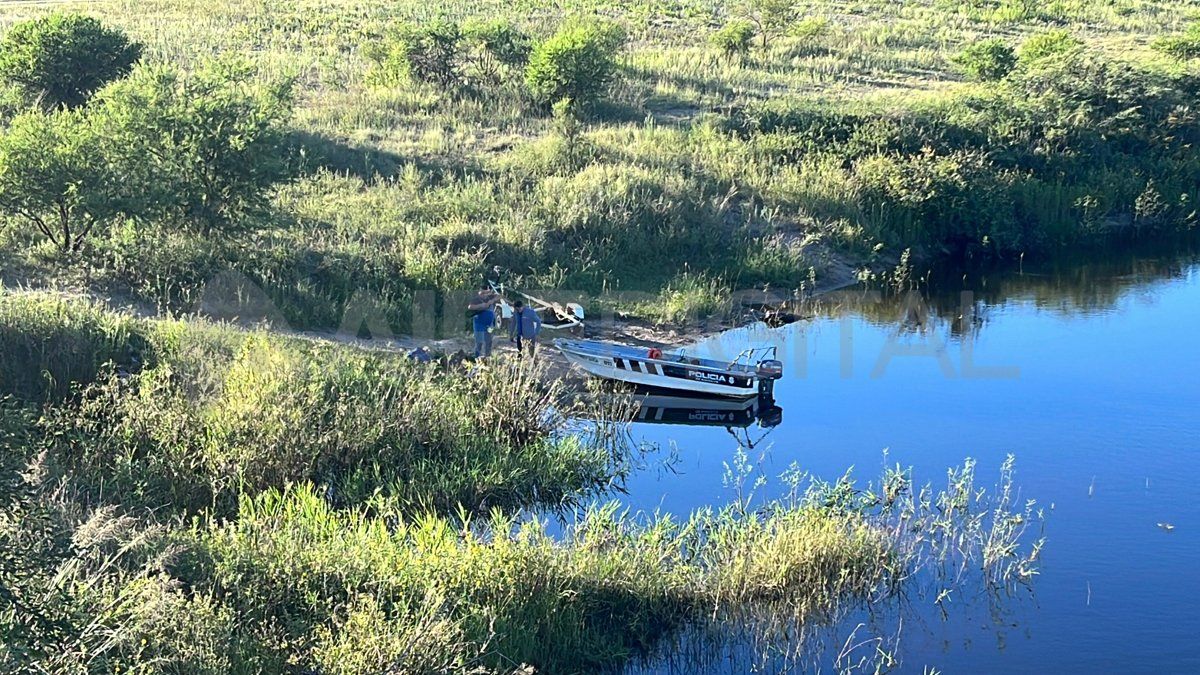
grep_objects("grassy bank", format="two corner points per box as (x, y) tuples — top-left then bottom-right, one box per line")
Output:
(0, 0), (1195, 333)
(0, 290), (624, 517)
(0, 290), (1042, 673)
(3, 473), (896, 673)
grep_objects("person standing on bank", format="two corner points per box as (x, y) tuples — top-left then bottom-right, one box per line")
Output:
(510, 299), (542, 358)
(468, 283), (499, 359)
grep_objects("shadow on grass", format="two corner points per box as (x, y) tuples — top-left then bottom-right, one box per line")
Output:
(287, 130), (489, 185)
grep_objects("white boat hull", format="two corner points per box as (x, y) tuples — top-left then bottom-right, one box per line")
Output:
(558, 343), (760, 399)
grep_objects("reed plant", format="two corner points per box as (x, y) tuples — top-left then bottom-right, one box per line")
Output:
(0, 289), (150, 403)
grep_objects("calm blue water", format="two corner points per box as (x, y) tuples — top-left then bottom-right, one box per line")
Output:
(618, 253), (1200, 673)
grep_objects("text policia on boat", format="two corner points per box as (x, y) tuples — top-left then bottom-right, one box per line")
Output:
(555, 339), (783, 400)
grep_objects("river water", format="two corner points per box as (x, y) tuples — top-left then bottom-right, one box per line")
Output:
(613, 251), (1200, 673)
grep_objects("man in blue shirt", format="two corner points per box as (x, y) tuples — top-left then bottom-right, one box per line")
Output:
(510, 299), (542, 358)
(468, 283), (499, 359)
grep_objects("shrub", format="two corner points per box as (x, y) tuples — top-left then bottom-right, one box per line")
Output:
(463, 18), (531, 82)
(525, 20), (624, 111)
(1019, 30), (1083, 65)
(366, 20), (463, 88)
(93, 60), (295, 234)
(367, 19), (532, 92)
(711, 20), (756, 60)
(1007, 54), (1187, 159)
(0, 108), (132, 254)
(1153, 23), (1200, 61)
(546, 97), (592, 169)
(790, 16), (829, 41)
(855, 149), (1020, 255)
(0, 13), (141, 108)
(740, 0), (797, 49)
(953, 38), (1017, 81)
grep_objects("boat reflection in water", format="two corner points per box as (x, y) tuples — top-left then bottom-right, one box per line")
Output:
(632, 394), (782, 429)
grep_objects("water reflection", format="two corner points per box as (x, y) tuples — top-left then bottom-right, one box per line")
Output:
(816, 248), (1200, 332)
(615, 249), (1200, 673)
(631, 394), (782, 430)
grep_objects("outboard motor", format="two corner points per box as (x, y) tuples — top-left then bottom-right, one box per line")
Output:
(755, 359), (784, 400)
(757, 404), (783, 428)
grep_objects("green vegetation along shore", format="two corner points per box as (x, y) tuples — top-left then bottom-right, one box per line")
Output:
(0, 0), (1196, 333)
(0, 290), (1042, 672)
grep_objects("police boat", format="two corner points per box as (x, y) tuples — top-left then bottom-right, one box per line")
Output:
(554, 339), (783, 399)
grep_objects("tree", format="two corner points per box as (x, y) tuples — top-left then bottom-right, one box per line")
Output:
(0, 13), (141, 109)
(93, 60), (295, 234)
(525, 21), (624, 111)
(0, 109), (129, 253)
(711, 21), (756, 60)
(740, 0), (796, 50)
(953, 38), (1017, 81)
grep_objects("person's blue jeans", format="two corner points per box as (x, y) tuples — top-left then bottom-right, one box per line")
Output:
(474, 330), (493, 358)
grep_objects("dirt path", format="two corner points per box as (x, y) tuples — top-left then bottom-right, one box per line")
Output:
(4, 260), (864, 379)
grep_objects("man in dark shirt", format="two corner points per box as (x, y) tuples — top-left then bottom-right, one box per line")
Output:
(510, 299), (542, 358)
(468, 283), (499, 358)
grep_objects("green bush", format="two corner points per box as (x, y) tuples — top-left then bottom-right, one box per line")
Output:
(0, 57), (294, 257)
(1019, 30), (1083, 65)
(367, 19), (532, 93)
(1006, 53), (1191, 161)
(855, 149), (1021, 255)
(93, 60), (295, 234)
(463, 19), (531, 81)
(366, 20), (463, 88)
(711, 20), (756, 60)
(0, 13), (141, 108)
(953, 38), (1017, 81)
(525, 20), (624, 111)
(0, 108), (132, 254)
(790, 16), (830, 41)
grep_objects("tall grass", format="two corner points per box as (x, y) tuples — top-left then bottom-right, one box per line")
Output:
(0, 292), (624, 517)
(0, 289), (150, 403)
(1, 451), (1042, 674)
